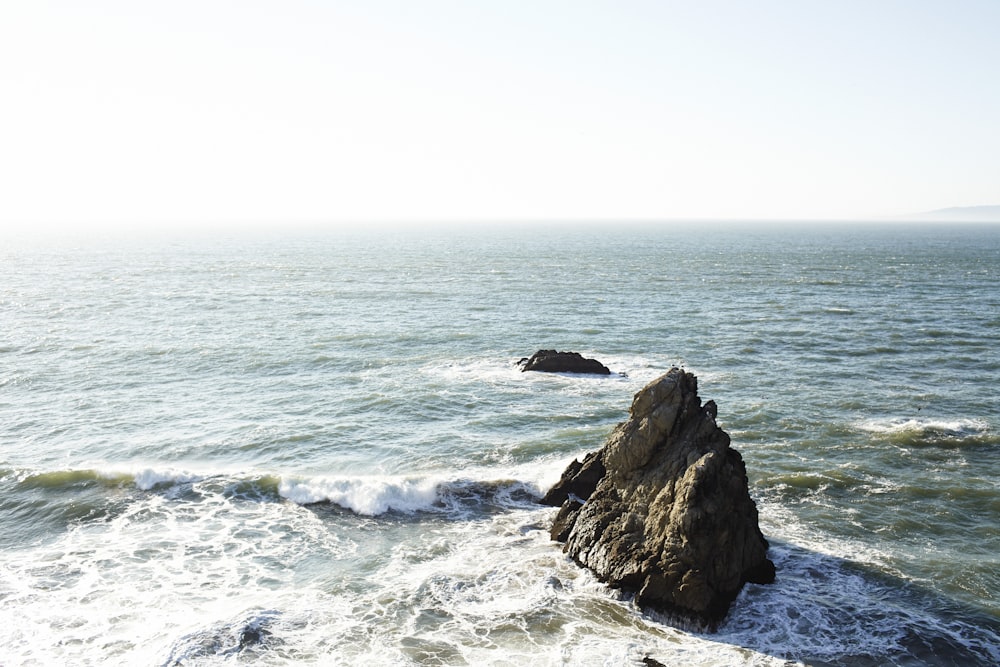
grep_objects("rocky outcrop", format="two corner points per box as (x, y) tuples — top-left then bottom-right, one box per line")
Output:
(543, 368), (775, 629)
(518, 350), (612, 375)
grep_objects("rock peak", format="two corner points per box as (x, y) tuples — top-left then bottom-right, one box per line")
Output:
(543, 368), (775, 629)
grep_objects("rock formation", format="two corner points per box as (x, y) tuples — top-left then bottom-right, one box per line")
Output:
(542, 368), (775, 629)
(518, 350), (612, 375)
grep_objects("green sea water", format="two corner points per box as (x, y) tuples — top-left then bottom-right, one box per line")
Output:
(1, 222), (998, 665)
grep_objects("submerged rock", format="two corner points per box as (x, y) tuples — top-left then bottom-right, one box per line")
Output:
(543, 368), (775, 629)
(162, 609), (281, 664)
(518, 350), (612, 375)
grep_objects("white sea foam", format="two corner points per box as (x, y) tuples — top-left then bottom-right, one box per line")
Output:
(427, 352), (679, 388)
(44, 457), (570, 518)
(4, 460), (998, 667)
(0, 475), (354, 666)
(275, 457), (569, 516)
(278, 475), (441, 515)
(856, 417), (990, 439)
(718, 540), (1000, 666)
(68, 465), (208, 490)
(130, 467), (204, 491)
(428, 357), (526, 384)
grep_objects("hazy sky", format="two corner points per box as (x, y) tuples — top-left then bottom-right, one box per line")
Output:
(2, 0), (998, 230)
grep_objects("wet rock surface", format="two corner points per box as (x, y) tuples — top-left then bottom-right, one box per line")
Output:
(517, 350), (612, 375)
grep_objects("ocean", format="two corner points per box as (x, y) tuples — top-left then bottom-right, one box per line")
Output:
(1, 222), (998, 666)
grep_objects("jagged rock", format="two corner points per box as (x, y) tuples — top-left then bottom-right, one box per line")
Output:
(518, 350), (612, 375)
(542, 368), (775, 629)
(540, 450), (605, 507)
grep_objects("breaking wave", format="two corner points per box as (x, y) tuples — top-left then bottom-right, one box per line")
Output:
(855, 417), (994, 446)
(10, 462), (563, 518)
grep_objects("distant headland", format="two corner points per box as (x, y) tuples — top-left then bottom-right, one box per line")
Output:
(900, 205), (1000, 222)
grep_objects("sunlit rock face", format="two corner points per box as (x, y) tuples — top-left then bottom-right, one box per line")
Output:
(543, 368), (775, 629)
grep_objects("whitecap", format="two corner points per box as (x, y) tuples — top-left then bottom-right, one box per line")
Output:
(274, 455), (576, 517)
(855, 417), (990, 440)
(278, 475), (441, 515)
(129, 467), (204, 491)
(77, 465), (206, 491)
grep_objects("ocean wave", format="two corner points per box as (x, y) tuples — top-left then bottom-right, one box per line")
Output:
(16, 468), (133, 490)
(16, 466), (204, 491)
(278, 475), (440, 514)
(856, 417), (993, 446)
(131, 467), (204, 491)
(275, 455), (570, 517)
(278, 474), (545, 516)
(9, 463), (561, 518)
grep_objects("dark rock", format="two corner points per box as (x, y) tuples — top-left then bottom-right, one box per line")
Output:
(238, 624), (265, 649)
(544, 368), (775, 630)
(518, 349), (612, 375)
(540, 450), (605, 506)
(162, 609), (281, 664)
(549, 499), (583, 542)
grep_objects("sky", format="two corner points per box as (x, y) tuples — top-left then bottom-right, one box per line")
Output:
(2, 0), (999, 231)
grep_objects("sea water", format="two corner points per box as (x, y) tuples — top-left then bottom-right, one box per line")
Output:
(1, 222), (998, 665)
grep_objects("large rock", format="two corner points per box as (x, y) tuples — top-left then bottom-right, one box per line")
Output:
(543, 368), (775, 629)
(518, 350), (612, 375)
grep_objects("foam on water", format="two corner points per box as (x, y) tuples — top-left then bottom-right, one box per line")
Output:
(6, 454), (997, 666)
(271, 454), (576, 516)
(718, 541), (1000, 666)
(129, 467), (205, 490)
(856, 416), (991, 442)
(0, 475), (355, 665)
(427, 352), (682, 388)
(11, 463), (567, 518)
(278, 475), (442, 514)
